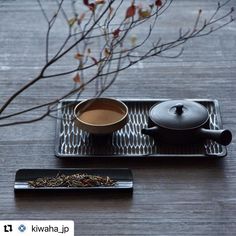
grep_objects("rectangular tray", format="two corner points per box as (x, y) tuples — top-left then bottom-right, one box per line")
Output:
(14, 169), (133, 193)
(55, 99), (227, 158)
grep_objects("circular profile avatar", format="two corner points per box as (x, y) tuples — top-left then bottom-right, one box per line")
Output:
(18, 224), (26, 233)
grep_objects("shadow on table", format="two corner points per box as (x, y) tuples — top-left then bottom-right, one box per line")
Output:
(56, 155), (227, 170)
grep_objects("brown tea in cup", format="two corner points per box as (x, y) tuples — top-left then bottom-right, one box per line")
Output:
(74, 98), (128, 134)
(78, 108), (125, 125)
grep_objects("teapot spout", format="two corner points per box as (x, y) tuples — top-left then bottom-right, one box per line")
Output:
(141, 126), (159, 136)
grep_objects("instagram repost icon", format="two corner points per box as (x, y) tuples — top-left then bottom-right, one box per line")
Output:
(4, 225), (13, 232)
(18, 224), (26, 233)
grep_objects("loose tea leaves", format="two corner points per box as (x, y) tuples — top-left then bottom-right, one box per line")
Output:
(28, 173), (117, 188)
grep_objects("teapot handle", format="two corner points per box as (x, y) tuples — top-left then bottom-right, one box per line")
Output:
(198, 128), (232, 146)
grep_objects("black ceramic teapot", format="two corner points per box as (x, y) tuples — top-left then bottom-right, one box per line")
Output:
(141, 100), (232, 145)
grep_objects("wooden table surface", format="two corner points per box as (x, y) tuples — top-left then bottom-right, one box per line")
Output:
(0, 0), (236, 235)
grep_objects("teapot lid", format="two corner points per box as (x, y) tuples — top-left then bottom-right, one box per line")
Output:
(149, 100), (209, 130)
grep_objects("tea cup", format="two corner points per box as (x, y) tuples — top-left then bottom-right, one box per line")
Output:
(74, 97), (128, 134)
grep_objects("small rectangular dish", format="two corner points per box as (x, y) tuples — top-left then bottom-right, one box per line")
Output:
(14, 169), (133, 193)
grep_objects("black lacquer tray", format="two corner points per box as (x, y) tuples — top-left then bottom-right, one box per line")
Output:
(14, 169), (133, 193)
(55, 99), (227, 158)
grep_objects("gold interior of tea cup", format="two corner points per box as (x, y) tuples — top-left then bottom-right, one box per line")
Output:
(74, 98), (128, 134)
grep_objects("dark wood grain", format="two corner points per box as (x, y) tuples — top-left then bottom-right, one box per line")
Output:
(0, 0), (236, 235)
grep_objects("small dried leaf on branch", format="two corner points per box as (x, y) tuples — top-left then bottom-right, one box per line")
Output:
(95, 0), (105, 5)
(73, 73), (81, 83)
(104, 48), (111, 57)
(90, 56), (98, 65)
(125, 3), (136, 19)
(155, 0), (162, 7)
(68, 18), (77, 27)
(74, 53), (84, 60)
(75, 49), (98, 65)
(83, 0), (89, 6)
(83, 0), (96, 12)
(112, 28), (121, 38)
(77, 13), (86, 25)
(108, 6), (114, 17)
(138, 9), (151, 19)
(89, 3), (96, 12)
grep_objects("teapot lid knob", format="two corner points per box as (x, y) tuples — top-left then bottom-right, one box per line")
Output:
(175, 103), (184, 115)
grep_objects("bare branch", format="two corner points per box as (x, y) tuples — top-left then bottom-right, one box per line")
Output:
(0, 0), (234, 127)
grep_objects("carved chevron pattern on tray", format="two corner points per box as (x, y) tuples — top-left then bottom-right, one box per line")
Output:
(55, 99), (226, 158)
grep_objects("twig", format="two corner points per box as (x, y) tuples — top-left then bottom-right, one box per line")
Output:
(0, 0), (234, 127)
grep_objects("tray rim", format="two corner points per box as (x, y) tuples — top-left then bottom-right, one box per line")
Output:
(14, 168), (133, 192)
(54, 98), (227, 158)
